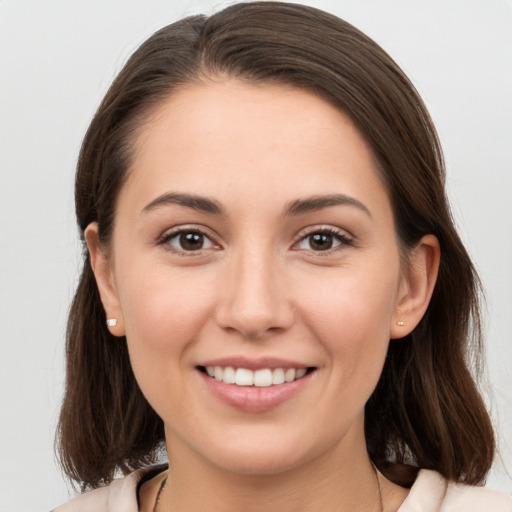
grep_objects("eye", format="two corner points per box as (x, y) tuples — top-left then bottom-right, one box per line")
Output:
(162, 229), (215, 252)
(295, 229), (352, 252)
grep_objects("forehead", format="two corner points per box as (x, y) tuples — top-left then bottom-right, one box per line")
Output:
(136, 79), (367, 158)
(121, 79), (391, 218)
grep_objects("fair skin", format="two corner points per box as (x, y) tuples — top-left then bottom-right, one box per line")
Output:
(86, 79), (440, 512)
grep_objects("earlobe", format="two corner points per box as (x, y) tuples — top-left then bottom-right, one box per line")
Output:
(390, 234), (440, 339)
(84, 223), (126, 337)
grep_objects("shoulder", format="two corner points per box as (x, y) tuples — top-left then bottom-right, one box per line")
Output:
(399, 469), (512, 511)
(51, 465), (166, 512)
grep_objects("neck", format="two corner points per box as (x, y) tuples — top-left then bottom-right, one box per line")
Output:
(156, 432), (382, 512)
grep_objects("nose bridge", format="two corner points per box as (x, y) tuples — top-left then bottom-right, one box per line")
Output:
(216, 241), (292, 338)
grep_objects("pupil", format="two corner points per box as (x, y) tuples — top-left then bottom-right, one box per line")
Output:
(311, 233), (332, 251)
(180, 232), (203, 250)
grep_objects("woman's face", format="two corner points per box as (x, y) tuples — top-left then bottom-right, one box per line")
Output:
(90, 79), (427, 475)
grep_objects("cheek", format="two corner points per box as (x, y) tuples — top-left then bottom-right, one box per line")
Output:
(116, 261), (217, 361)
(296, 261), (400, 368)
(305, 266), (397, 327)
(302, 270), (399, 419)
(114, 263), (220, 418)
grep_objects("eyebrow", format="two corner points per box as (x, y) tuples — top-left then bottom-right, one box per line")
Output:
(141, 192), (225, 216)
(141, 192), (370, 218)
(284, 194), (371, 217)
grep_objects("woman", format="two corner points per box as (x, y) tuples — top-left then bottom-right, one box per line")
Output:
(53, 2), (511, 511)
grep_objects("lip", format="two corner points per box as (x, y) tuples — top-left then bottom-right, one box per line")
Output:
(197, 364), (315, 413)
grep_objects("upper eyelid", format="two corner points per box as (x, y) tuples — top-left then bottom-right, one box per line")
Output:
(159, 224), (217, 239)
(293, 225), (353, 242)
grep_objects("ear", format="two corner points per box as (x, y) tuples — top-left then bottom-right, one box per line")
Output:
(84, 223), (126, 337)
(390, 234), (440, 339)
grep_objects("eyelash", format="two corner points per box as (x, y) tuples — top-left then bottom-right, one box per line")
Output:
(293, 227), (354, 256)
(157, 226), (353, 256)
(157, 226), (219, 256)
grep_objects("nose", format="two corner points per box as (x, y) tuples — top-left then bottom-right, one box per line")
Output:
(214, 247), (295, 340)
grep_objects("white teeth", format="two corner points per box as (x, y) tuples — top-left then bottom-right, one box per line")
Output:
(272, 368), (285, 385)
(204, 366), (309, 386)
(254, 369), (273, 387)
(223, 366), (236, 384)
(284, 368), (296, 382)
(295, 368), (307, 379)
(235, 368), (254, 386)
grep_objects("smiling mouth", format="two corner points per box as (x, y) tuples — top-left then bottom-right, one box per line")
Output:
(198, 366), (316, 387)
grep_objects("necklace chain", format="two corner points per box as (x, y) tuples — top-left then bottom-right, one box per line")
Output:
(153, 464), (383, 512)
(374, 463), (384, 512)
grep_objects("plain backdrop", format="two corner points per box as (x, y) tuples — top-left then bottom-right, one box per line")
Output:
(1, 1), (511, 510)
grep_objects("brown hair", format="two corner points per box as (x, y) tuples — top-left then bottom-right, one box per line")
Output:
(57, 1), (495, 491)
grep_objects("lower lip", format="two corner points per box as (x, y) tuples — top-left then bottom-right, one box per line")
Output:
(198, 370), (313, 413)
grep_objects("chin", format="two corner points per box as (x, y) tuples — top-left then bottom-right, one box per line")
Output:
(196, 428), (341, 477)
(209, 449), (306, 476)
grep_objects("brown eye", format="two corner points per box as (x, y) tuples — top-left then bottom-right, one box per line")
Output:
(309, 233), (334, 251)
(166, 230), (214, 252)
(180, 232), (204, 250)
(296, 230), (351, 252)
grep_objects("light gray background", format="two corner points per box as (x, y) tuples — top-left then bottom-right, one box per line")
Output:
(1, 1), (511, 510)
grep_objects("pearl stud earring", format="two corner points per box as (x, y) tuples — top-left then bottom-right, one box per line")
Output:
(396, 320), (405, 326)
(106, 318), (118, 327)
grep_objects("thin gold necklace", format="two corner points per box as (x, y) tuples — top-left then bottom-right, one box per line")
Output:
(375, 464), (384, 512)
(153, 464), (383, 512)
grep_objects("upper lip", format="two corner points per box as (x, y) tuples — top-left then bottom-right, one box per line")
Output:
(198, 356), (312, 371)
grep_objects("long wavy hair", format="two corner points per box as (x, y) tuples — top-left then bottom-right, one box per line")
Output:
(57, 1), (495, 491)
